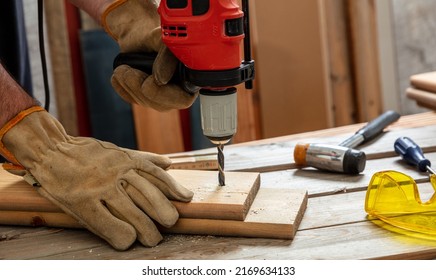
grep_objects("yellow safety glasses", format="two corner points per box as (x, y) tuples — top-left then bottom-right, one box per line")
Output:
(365, 170), (436, 236)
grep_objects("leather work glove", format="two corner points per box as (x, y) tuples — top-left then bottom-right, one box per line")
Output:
(0, 106), (194, 250)
(102, 0), (198, 111)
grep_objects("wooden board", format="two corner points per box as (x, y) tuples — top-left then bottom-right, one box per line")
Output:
(215, 125), (436, 173)
(253, 0), (334, 137)
(168, 170), (260, 220)
(0, 169), (260, 222)
(261, 152), (436, 197)
(324, 0), (356, 126)
(169, 153), (218, 170)
(132, 105), (185, 154)
(44, 0), (79, 136)
(406, 87), (436, 111)
(166, 188), (307, 239)
(410, 71), (436, 93)
(348, 0), (383, 121)
(165, 114), (436, 173)
(0, 169), (307, 241)
(0, 188), (307, 240)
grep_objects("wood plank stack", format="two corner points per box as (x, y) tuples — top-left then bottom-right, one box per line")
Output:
(0, 169), (307, 240)
(407, 71), (436, 110)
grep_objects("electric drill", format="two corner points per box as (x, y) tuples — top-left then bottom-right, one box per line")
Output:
(114, 0), (255, 186)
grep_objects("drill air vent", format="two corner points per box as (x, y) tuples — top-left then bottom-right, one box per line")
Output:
(162, 25), (188, 37)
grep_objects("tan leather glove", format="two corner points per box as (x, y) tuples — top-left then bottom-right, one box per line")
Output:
(0, 106), (194, 250)
(102, 0), (198, 111)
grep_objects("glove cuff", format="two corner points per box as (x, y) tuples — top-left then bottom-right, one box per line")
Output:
(101, 0), (128, 40)
(0, 106), (45, 165)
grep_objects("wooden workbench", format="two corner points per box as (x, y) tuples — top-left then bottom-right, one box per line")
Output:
(1, 112), (436, 260)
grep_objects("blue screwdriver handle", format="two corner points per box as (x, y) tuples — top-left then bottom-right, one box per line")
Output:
(394, 136), (431, 172)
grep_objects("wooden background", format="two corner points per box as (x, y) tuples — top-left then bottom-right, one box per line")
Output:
(21, 0), (436, 154)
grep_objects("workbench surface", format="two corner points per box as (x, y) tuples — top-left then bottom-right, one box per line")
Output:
(2, 112), (436, 260)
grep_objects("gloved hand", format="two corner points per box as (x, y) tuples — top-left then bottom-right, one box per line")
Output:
(0, 106), (194, 250)
(102, 0), (198, 111)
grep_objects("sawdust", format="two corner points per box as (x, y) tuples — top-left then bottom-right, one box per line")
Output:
(161, 234), (218, 246)
(250, 207), (265, 215)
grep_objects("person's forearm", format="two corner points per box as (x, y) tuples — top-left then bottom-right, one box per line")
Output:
(0, 64), (38, 128)
(68, 0), (115, 23)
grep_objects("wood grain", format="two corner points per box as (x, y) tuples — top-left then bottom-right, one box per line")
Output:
(168, 170), (260, 221)
(324, 0), (356, 126)
(347, 0), (382, 121)
(44, 0), (78, 136)
(260, 152), (436, 197)
(410, 72), (436, 93)
(169, 153), (218, 170)
(132, 104), (185, 154)
(2, 186), (436, 260)
(1, 113), (436, 260)
(166, 113), (436, 173)
(221, 125), (436, 172)
(253, 0), (334, 137)
(0, 188), (307, 241)
(406, 88), (436, 111)
(0, 169), (261, 221)
(165, 189), (307, 239)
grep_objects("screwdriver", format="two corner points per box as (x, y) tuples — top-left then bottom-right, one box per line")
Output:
(339, 111), (401, 148)
(394, 136), (436, 175)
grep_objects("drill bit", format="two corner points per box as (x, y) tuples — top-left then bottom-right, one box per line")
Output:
(217, 144), (225, 186)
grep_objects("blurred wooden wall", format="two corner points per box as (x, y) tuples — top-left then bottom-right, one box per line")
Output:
(253, 0), (382, 138)
(44, 0), (382, 153)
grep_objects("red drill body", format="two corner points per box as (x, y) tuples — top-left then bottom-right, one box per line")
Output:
(158, 0), (244, 71)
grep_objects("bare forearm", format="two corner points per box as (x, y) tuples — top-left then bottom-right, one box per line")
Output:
(0, 64), (38, 127)
(68, 0), (115, 23)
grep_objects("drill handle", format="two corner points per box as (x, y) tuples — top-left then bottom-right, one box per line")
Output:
(113, 52), (199, 94)
(113, 52), (156, 74)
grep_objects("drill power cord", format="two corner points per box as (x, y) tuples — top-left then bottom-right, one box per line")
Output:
(38, 0), (50, 112)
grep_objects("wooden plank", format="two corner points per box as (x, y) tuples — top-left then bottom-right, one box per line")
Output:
(0, 188), (307, 241)
(261, 152), (436, 197)
(168, 170), (260, 221)
(165, 112), (436, 157)
(231, 0), (262, 143)
(410, 72), (436, 93)
(165, 188), (307, 240)
(324, 0), (356, 126)
(406, 88), (436, 111)
(3, 219), (436, 260)
(44, 0), (79, 136)
(233, 84), (261, 144)
(3, 186), (436, 260)
(231, 0), (261, 144)
(169, 153), (218, 170)
(132, 104), (185, 154)
(253, 0), (334, 137)
(0, 211), (81, 228)
(347, 0), (383, 122)
(166, 113), (436, 173)
(219, 124), (436, 172)
(0, 169), (308, 242)
(0, 174), (434, 260)
(0, 169), (260, 221)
